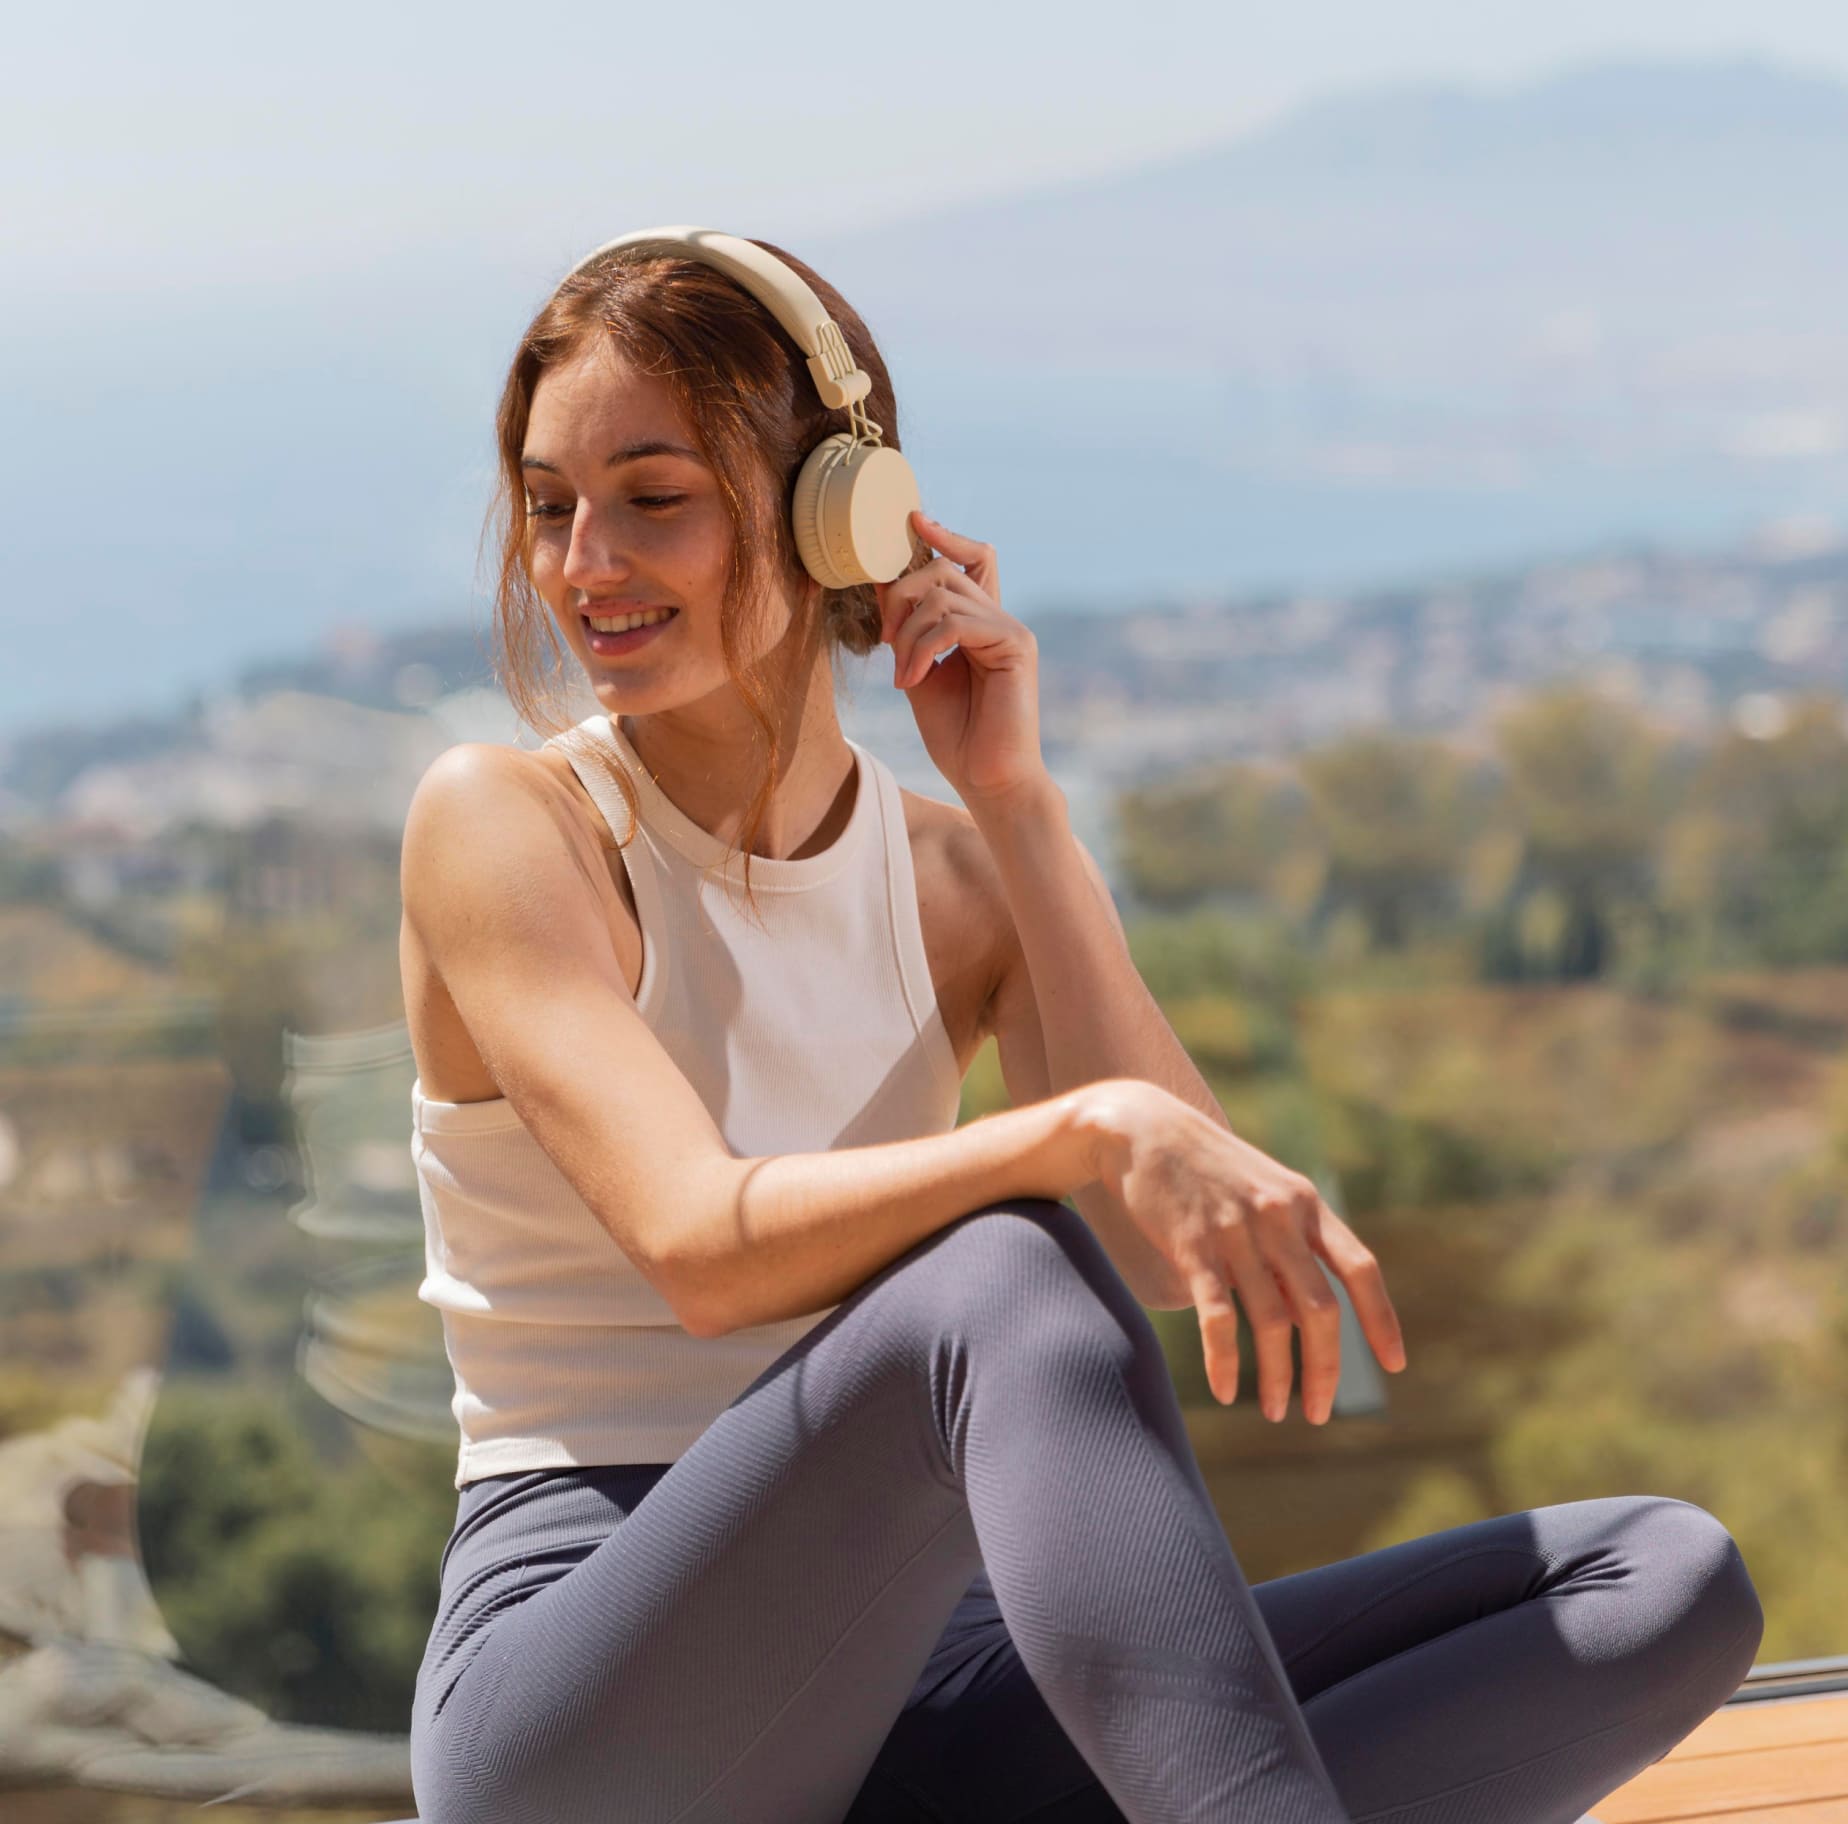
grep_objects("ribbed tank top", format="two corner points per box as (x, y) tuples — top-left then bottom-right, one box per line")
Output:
(412, 712), (966, 1487)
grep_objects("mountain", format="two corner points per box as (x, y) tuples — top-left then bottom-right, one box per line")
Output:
(815, 56), (1848, 384)
(5, 56), (1846, 739)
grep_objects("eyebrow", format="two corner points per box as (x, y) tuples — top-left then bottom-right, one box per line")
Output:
(520, 439), (704, 474)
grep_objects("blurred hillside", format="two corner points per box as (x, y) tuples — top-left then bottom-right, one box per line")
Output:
(5, 524), (1845, 901)
(2, 610), (1847, 1717)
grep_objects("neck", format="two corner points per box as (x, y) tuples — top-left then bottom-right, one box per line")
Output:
(614, 674), (857, 864)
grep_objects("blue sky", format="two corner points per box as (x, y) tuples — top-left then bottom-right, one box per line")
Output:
(11, 0), (1848, 310)
(9, 3), (1848, 733)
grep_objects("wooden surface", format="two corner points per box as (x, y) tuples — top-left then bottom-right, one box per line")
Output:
(1597, 1690), (1848, 1821)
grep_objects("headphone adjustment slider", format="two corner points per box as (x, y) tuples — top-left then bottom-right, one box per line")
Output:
(807, 321), (872, 411)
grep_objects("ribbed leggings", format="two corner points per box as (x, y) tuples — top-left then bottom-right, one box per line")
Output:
(410, 1197), (1764, 1824)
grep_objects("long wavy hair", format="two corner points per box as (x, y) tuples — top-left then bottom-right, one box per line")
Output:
(482, 237), (918, 919)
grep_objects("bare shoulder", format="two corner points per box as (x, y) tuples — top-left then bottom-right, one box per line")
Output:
(407, 742), (607, 878)
(894, 782), (1017, 1047)
(400, 742), (644, 1102)
(402, 739), (638, 972)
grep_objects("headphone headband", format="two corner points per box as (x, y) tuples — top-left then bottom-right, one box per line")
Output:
(565, 225), (873, 413)
(557, 223), (919, 589)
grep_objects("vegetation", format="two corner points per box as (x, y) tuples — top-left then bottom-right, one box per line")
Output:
(135, 1380), (456, 1731)
(5, 679), (1846, 1741)
(973, 683), (1848, 1664)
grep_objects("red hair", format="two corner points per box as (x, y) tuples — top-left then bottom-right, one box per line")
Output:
(483, 238), (918, 915)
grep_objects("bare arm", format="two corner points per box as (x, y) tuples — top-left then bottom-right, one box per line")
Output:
(402, 744), (1120, 1342)
(975, 776), (1225, 1311)
(682, 1095), (1103, 1335)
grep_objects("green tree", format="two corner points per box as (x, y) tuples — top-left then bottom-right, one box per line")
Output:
(1688, 696), (1848, 963)
(1297, 731), (1474, 949)
(1493, 687), (1669, 979)
(138, 1381), (453, 1730)
(1117, 762), (1305, 909)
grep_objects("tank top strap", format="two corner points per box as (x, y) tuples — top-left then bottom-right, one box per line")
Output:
(861, 748), (962, 1102)
(548, 716), (669, 1014)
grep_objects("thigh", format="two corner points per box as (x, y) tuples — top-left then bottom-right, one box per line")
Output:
(411, 1210), (1050, 1824)
(847, 1568), (1128, 1824)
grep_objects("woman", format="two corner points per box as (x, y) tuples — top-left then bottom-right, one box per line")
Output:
(399, 233), (1763, 1824)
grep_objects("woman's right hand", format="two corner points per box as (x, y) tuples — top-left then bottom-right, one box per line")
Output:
(1086, 1080), (1407, 1424)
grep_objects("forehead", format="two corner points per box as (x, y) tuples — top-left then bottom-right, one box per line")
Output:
(523, 340), (702, 460)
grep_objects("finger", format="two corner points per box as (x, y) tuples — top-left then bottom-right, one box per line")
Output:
(879, 558), (987, 646)
(1219, 1224), (1296, 1421)
(890, 588), (951, 687)
(1314, 1217), (1407, 1373)
(1188, 1263), (1242, 1407)
(892, 589), (969, 689)
(898, 621), (962, 692)
(912, 511), (999, 595)
(1265, 1242), (1344, 1425)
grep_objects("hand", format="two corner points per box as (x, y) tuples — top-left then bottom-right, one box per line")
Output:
(1087, 1081), (1408, 1425)
(874, 511), (1048, 808)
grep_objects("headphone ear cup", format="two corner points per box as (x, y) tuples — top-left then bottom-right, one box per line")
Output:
(792, 436), (855, 591)
(792, 435), (921, 590)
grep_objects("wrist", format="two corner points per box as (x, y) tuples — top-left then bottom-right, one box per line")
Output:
(1064, 1077), (1156, 1189)
(963, 769), (1065, 831)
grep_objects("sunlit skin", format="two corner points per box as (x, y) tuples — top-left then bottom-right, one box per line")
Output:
(517, 333), (1408, 1420)
(520, 337), (857, 859)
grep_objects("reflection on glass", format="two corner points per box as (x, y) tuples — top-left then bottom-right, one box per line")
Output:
(6, 641), (1847, 1817)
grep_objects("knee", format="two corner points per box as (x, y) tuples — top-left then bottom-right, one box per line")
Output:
(1630, 1496), (1765, 1673)
(918, 1197), (1155, 1361)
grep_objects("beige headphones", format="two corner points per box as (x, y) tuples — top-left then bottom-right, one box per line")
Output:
(563, 226), (922, 590)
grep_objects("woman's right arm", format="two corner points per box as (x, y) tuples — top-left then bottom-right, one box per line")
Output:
(405, 747), (1403, 1418)
(401, 744), (1121, 1341)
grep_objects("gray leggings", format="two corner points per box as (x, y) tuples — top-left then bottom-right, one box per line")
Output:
(410, 1198), (1763, 1824)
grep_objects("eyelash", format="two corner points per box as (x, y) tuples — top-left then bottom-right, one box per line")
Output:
(525, 495), (686, 519)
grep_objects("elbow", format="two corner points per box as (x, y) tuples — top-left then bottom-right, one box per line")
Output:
(674, 1286), (733, 1340)
(625, 1162), (742, 1339)
(649, 1247), (735, 1339)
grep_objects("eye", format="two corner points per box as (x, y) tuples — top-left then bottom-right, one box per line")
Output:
(523, 494), (686, 520)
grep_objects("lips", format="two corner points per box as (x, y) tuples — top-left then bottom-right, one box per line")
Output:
(582, 608), (679, 636)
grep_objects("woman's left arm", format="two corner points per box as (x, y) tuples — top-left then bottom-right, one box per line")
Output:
(878, 509), (1231, 1309)
(974, 780), (1221, 1308)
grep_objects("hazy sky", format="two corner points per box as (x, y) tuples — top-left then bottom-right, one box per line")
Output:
(9, 2), (1848, 732)
(12, 0), (1848, 310)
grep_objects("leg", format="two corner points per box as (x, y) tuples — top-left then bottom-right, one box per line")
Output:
(848, 1498), (1762, 1824)
(1260, 1495), (1765, 1823)
(847, 1564), (1130, 1824)
(410, 1199), (1348, 1824)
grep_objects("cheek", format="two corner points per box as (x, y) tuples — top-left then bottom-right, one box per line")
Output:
(525, 542), (560, 601)
(663, 508), (737, 603)
(681, 502), (735, 572)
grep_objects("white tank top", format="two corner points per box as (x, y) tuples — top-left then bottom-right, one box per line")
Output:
(412, 712), (965, 1487)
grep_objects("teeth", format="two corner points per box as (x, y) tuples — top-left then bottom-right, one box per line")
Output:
(587, 608), (675, 634)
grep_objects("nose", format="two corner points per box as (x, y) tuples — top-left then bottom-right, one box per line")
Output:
(559, 501), (636, 599)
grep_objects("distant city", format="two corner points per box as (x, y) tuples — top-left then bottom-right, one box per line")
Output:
(9, 518), (1844, 901)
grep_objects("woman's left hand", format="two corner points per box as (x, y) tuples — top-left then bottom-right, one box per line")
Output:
(875, 510), (1050, 811)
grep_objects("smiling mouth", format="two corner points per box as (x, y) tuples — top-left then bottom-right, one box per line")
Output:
(583, 607), (679, 634)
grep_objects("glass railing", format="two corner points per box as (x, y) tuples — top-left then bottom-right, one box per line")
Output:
(3, 677), (1840, 1816)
